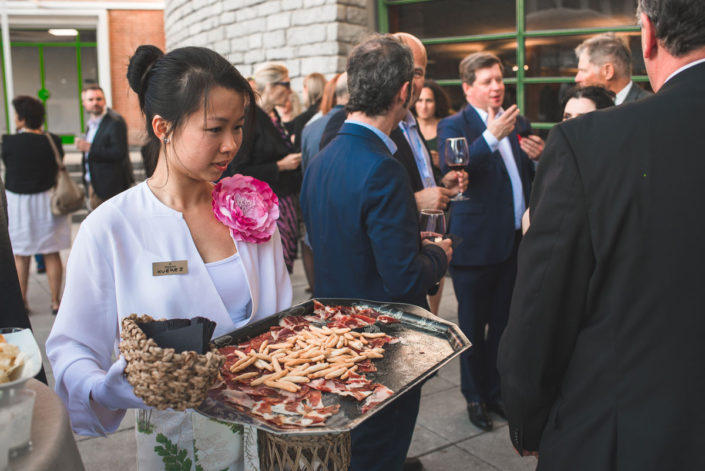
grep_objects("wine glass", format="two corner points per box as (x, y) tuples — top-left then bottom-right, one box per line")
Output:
(419, 209), (447, 242)
(444, 137), (469, 201)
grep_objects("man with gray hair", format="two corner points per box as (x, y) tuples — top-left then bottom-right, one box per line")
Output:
(575, 32), (651, 104)
(301, 34), (451, 471)
(499, 0), (705, 468)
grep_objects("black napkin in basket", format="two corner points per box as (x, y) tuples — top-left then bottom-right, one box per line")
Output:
(139, 317), (216, 354)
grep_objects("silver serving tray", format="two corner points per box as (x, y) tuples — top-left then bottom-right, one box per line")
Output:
(195, 298), (470, 435)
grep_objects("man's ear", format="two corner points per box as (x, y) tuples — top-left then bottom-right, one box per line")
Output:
(399, 80), (411, 106)
(602, 63), (615, 81)
(641, 12), (658, 60)
(151, 115), (170, 141)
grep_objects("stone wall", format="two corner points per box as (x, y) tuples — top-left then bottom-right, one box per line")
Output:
(164, 0), (375, 89)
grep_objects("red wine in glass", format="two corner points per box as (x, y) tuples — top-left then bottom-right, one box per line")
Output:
(444, 137), (469, 201)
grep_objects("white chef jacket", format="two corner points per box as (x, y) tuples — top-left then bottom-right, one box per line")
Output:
(46, 181), (292, 469)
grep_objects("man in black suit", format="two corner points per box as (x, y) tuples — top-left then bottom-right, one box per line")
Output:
(76, 85), (133, 209)
(436, 52), (543, 432)
(498, 0), (705, 468)
(575, 33), (652, 105)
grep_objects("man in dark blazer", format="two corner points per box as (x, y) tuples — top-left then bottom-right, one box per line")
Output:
(498, 0), (705, 468)
(76, 85), (133, 209)
(437, 52), (543, 432)
(575, 33), (652, 105)
(301, 34), (451, 471)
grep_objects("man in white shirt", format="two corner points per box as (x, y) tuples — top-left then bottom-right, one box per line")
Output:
(75, 85), (133, 209)
(575, 33), (652, 105)
(437, 52), (544, 432)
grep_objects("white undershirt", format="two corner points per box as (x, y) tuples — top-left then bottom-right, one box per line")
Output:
(205, 252), (252, 326)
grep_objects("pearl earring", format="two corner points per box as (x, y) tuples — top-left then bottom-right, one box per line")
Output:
(163, 137), (170, 144)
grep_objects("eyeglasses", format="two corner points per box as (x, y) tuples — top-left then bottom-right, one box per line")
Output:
(274, 81), (291, 89)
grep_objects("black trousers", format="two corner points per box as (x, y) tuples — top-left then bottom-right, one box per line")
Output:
(450, 233), (520, 404)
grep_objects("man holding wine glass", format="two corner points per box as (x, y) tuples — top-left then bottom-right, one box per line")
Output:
(437, 51), (544, 432)
(302, 34), (452, 471)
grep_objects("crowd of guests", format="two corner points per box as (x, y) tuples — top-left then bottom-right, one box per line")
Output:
(2, 0), (704, 469)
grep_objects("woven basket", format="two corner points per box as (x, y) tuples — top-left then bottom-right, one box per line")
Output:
(119, 314), (225, 411)
(258, 430), (351, 471)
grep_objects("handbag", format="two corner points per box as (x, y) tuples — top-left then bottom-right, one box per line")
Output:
(46, 133), (85, 215)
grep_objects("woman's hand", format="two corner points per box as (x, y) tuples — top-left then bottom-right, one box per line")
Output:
(277, 153), (302, 171)
(90, 357), (148, 411)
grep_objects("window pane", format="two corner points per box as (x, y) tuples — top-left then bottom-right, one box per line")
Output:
(388, 0), (516, 37)
(11, 46), (41, 100)
(0, 49), (6, 134)
(11, 29), (79, 44)
(426, 39), (517, 82)
(78, 30), (97, 42)
(44, 47), (80, 135)
(526, 0), (639, 30)
(525, 32), (646, 78)
(80, 46), (99, 86)
(523, 82), (566, 123)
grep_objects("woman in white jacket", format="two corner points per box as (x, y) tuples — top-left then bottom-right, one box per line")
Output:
(46, 45), (292, 470)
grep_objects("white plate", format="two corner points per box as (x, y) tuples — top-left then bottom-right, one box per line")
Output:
(0, 328), (42, 391)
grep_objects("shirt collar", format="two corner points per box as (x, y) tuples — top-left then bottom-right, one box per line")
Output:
(88, 109), (107, 128)
(664, 57), (705, 85)
(399, 110), (417, 129)
(344, 119), (398, 154)
(614, 81), (633, 105)
(471, 104), (503, 124)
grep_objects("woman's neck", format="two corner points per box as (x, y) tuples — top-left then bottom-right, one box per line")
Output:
(23, 128), (43, 134)
(148, 161), (212, 212)
(416, 116), (440, 139)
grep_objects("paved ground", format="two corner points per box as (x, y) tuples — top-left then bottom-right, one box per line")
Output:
(24, 210), (538, 470)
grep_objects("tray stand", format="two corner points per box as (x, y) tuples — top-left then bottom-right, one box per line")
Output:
(258, 430), (351, 471)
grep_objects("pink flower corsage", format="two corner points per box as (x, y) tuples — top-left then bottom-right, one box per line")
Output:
(212, 175), (279, 244)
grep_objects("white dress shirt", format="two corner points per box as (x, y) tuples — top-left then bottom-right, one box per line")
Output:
(475, 106), (525, 229)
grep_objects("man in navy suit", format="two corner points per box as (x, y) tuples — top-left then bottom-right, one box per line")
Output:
(302, 34), (451, 471)
(437, 52), (543, 431)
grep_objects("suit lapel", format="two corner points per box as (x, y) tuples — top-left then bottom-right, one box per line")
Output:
(91, 110), (112, 148)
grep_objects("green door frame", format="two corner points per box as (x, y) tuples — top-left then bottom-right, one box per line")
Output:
(0, 30), (96, 143)
(377, 0), (643, 129)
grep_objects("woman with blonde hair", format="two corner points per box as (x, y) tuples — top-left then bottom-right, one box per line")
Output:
(227, 62), (302, 273)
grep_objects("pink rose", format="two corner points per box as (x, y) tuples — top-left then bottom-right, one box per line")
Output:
(212, 175), (279, 244)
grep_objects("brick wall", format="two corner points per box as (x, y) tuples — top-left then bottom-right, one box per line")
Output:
(109, 10), (166, 145)
(164, 0), (374, 90)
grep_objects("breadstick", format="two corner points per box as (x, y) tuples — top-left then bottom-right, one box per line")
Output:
(340, 365), (358, 380)
(324, 368), (347, 379)
(259, 340), (269, 353)
(265, 380), (300, 393)
(250, 369), (288, 386)
(361, 332), (386, 338)
(234, 372), (259, 381)
(281, 375), (310, 383)
(229, 355), (257, 373)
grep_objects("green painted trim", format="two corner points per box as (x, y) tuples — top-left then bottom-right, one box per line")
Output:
(515, 0), (525, 112)
(0, 37), (9, 132)
(377, 0), (389, 33)
(525, 25), (639, 37)
(38, 45), (48, 129)
(530, 122), (556, 130)
(422, 33), (516, 45)
(61, 134), (75, 145)
(76, 32), (85, 133)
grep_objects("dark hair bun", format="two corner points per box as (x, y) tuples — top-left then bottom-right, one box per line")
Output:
(127, 45), (164, 96)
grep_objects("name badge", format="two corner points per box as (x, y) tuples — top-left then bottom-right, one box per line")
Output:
(152, 260), (188, 276)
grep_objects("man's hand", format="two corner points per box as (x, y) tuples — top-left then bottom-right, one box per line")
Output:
(441, 170), (468, 195)
(487, 104), (519, 141)
(422, 236), (452, 263)
(520, 135), (544, 161)
(415, 186), (454, 211)
(75, 138), (91, 153)
(277, 153), (302, 171)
